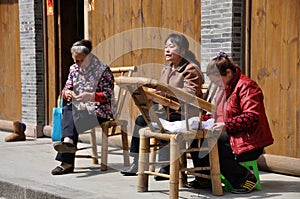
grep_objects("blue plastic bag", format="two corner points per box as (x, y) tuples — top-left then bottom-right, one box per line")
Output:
(51, 96), (63, 141)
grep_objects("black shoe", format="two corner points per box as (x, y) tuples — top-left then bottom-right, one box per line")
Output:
(51, 165), (74, 175)
(120, 163), (138, 176)
(53, 142), (77, 153)
(231, 172), (258, 194)
(154, 166), (170, 181)
(188, 178), (212, 189)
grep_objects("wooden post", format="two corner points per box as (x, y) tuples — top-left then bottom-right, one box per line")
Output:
(90, 128), (99, 164)
(100, 123), (109, 171)
(208, 135), (223, 196)
(137, 130), (150, 192)
(179, 141), (188, 187)
(169, 136), (179, 199)
(83, 0), (89, 39)
(121, 122), (130, 166)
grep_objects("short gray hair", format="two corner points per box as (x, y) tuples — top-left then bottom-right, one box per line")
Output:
(70, 39), (92, 54)
(70, 45), (90, 54)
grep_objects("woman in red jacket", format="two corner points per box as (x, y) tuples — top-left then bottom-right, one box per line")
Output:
(206, 52), (274, 194)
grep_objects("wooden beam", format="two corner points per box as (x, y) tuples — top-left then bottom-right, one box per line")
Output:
(0, 119), (13, 132)
(258, 154), (300, 177)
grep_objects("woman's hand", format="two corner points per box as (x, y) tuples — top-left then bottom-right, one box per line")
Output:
(64, 90), (74, 102)
(213, 122), (225, 134)
(148, 88), (164, 96)
(73, 92), (95, 102)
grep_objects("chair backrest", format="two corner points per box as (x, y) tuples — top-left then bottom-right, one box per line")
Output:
(202, 82), (218, 103)
(115, 76), (216, 132)
(201, 70), (218, 103)
(111, 66), (137, 121)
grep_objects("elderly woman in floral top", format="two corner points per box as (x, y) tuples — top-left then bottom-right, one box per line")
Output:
(51, 39), (114, 175)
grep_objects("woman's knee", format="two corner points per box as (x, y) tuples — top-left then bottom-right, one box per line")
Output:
(135, 115), (146, 126)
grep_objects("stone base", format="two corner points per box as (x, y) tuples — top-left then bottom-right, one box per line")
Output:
(43, 125), (131, 148)
(25, 123), (44, 138)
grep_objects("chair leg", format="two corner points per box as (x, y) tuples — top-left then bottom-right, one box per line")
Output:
(90, 128), (99, 164)
(208, 137), (223, 196)
(179, 141), (187, 188)
(121, 123), (130, 167)
(101, 126), (109, 171)
(137, 133), (150, 192)
(169, 136), (180, 199)
(149, 138), (157, 172)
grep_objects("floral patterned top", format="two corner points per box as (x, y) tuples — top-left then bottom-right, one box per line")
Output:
(62, 53), (114, 119)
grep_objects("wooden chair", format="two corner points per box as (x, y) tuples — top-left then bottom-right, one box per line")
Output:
(148, 81), (218, 172)
(75, 66), (136, 171)
(115, 76), (223, 199)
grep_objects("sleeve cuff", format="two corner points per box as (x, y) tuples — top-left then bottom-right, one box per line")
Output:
(95, 92), (107, 103)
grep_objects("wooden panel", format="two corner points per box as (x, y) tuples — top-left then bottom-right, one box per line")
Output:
(193, 0), (201, 64)
(130, 0), (143, 126)
(140, 0), (163, 79)
(297, 0), (300, 158)
(251, 0), (300, 158)
(279, 0), (298, 157)
(0, 1), (21, 120)
(87, 0), (202, 136)
(89, 0), (202, 73)
(45, 2), (58, 125)
(112, 0), (125, 67)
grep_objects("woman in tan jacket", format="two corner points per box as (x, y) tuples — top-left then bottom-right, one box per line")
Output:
(121, 33), (204, 180)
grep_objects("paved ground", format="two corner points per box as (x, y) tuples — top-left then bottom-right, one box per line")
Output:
(0, 130), (300, 199)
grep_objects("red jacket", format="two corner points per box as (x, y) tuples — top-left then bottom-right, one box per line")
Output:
(216, 70), (274, 155)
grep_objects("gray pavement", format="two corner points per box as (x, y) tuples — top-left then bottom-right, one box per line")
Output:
(0, 130), (300, 199)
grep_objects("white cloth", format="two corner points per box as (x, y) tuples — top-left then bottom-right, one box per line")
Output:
(152, 117), (215, 133)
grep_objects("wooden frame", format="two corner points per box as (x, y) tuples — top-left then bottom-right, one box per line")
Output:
(115, 76), (223, 198)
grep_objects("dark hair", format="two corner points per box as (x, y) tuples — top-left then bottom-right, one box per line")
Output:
(206, 52), (237, 76)
(71, 39), (92, 54)
(186, 50), (200, 68)
(165, 33), (189, 52)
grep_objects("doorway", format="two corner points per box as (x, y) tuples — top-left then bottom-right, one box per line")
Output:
(44, 0), (84, 125)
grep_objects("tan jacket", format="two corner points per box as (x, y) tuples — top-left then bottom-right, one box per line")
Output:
(159, 59), (204, 117)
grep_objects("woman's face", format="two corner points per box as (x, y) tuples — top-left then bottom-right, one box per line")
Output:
(164, 39), (183, 63)
(208, 73), (224, 88)
(209, 69), (233, 88)
(72, 52), (88, 67)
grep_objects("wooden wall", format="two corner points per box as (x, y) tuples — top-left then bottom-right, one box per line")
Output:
(250, 0), (300, 158)
(88, 0), (201, 73)
(0, 0), (21, 121)
(87, 0), (201, 130)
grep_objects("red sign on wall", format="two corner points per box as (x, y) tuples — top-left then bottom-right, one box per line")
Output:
(47, 0), (54, 16)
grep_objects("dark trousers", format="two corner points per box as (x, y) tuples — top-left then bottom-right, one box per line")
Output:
(218, 133), (263, 188)
(129, 112), (182, 162)
(55, 104), (108, 165)
(191, 132), (263, 188)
